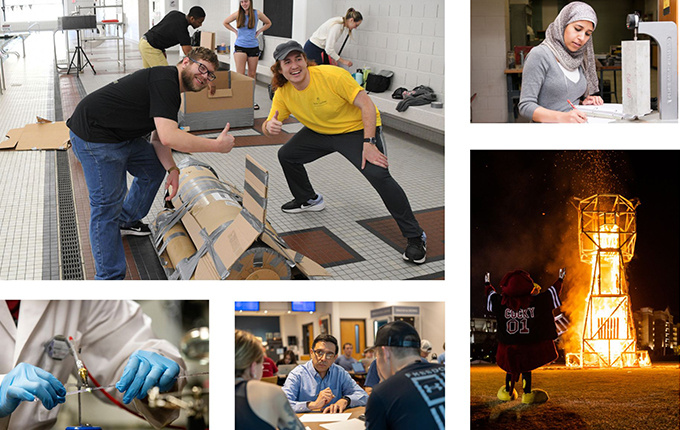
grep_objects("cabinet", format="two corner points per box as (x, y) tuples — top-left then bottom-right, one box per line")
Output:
(76, 0), (126, 71)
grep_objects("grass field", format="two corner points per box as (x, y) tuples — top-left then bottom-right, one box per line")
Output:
(471, 363), (679, 430)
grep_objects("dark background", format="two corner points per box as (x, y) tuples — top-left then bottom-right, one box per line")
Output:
(470, 150), (679, 319)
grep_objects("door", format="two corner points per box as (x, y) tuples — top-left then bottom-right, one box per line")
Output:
(340, 319), (366, 360)
(301, 322), (314, 360)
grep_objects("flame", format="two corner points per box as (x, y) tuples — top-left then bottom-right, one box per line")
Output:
(566, 195), (650, 368)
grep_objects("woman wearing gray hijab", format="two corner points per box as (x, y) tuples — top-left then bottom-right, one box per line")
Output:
(518, 1), (603, 123)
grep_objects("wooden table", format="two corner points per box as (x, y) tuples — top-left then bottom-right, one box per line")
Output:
(297, 407), (365, 430)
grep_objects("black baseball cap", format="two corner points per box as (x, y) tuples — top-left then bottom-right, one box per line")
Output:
(273, 40), (305, 61)
(372, 321), (421, 348)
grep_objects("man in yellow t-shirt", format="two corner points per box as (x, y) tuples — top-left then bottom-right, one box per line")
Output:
(262, 40), (426, 264)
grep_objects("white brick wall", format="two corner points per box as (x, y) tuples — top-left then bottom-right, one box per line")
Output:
(333, 0), (445, 103)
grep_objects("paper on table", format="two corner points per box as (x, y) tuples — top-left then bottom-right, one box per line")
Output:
(320, 419), (366, 430)
(299, 413), (352, 422)
(577, 103), (624, 115)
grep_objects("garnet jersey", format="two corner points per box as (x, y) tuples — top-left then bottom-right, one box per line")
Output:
(486, 279), (562, 345)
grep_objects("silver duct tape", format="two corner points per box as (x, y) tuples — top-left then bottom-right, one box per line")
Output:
(241, 209), (264, 233)
(179, 177), (240, 209)
(153, 202), (191, 249)
(270, 256), (285, 268)
(198, 218), (235, 279)
(177, 157), (219, 178)
(182, 108), (254, 131)
(253, 248), (264, 268)
(262, 227), (289, 249)
(294, 252), (304, 264)
(157, 231), (189, 255)
(244, 181), (267, 211)
(245, 158), (269, 185)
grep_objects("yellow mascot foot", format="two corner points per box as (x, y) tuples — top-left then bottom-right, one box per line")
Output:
(522, 389), (549, 404)
(497, 386), (518, 401)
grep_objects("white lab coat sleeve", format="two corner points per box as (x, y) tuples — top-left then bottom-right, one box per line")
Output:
(77, 301), (186, 429)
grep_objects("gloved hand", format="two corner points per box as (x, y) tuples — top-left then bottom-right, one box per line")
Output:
(484, 272), (491, 285)
(116, 350), (180, 404)
(559, 267), (566, 280)
(0, 363), (66, 417)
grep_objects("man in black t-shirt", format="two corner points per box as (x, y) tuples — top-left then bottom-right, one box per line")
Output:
(66, 47), (235, 280)
(140, 6), (205, 68)
(365, 321), (445, 430)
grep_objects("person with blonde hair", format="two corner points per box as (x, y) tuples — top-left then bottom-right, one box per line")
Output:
(304, 8), (362, 67)
(235, 330), (305, 430)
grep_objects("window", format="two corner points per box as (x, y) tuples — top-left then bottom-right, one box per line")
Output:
(3, 0), (62, 22)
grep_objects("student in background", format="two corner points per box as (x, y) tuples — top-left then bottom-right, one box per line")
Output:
(518, 1), (603, 123)
(235, 330), (305, 430)
(140, 6), (205, 68)
(366, 321), (445, 429)
(303, 8), (362, 67)
(419, 339), (432, 362)
(277, 350), (298, 366)
(335, 342), (358, 371)
(261, 346), (278, 377)
(223, 0), (272, 109)
(437, 343), (446, 364)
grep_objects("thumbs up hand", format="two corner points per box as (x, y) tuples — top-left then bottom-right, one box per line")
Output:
(265, 111), (283, 136)
(215, 122), (235, 153)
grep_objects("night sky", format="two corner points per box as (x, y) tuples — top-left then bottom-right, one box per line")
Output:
(470, 150), (680, 319)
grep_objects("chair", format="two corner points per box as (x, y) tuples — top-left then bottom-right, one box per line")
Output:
(261, 376), (278, 384)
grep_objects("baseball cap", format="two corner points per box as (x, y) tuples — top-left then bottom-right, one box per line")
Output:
(373, 321), (421, 348)
(420, 339), (432, 353)
(273, 40), (305, 61)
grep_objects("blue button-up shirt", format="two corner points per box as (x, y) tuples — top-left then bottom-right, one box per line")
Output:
(282, 360), (368, 412)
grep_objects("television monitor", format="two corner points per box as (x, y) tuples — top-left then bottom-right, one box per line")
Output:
(235, 301), (259, 311)
(291, 301), (316, 312)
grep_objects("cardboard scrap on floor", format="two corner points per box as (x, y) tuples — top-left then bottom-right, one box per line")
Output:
(1, 119), (70, 151)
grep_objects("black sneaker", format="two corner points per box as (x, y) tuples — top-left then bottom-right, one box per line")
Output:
(403, 231), (427, 264)
(281, 194), (326, 214)
(120, 221), (152, 237)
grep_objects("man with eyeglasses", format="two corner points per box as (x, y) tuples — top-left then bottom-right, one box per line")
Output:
(67, 47), (235, 280)
(365, 321), (445, 430)
(282, 334), (367, 413)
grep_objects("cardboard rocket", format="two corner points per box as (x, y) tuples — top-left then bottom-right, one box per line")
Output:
(152, 155), (329, 280)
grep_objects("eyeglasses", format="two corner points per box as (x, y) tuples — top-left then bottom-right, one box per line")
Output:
(313, 350), (336, 359)
(187, 57), (216, 82)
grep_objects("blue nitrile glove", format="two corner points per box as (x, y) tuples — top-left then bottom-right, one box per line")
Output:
(0, 363), (66, 417)
(115, 350), (180, 404)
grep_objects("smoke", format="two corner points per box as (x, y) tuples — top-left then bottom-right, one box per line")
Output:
(472, 151), (635, 355)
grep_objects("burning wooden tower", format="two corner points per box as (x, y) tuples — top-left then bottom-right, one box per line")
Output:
(567, 194), (651, 368)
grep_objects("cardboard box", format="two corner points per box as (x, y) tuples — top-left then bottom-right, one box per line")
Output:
(180, 70), (254, 130)
(199, 31), (215, 51)
(1, 121), (70, 150)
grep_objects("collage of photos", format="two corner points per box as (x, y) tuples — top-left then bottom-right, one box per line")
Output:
(1, 0), (449, 428)
(0, 0), (680, 429)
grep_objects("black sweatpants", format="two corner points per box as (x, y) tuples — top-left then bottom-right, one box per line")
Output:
(277, 126), (422, 238)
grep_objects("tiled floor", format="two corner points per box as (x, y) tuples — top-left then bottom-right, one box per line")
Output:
(0, 32), (445, 280)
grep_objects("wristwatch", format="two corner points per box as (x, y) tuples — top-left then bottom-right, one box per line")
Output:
(363, 137), (377, 145)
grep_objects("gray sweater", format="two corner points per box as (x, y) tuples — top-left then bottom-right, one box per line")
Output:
(518, 45), (587, 120)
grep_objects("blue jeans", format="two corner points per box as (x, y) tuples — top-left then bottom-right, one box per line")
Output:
(70, 131), (165, 280)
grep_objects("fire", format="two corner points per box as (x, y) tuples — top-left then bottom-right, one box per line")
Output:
(566, 195), (651, 368)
